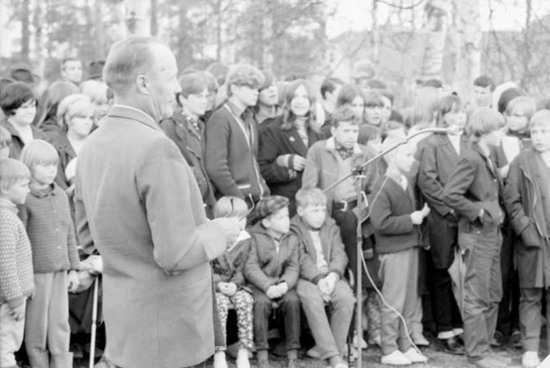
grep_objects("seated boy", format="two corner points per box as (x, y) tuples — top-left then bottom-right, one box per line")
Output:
(244, 196), (301, 368)
(292, 187), (355, 368)
(369, 138), (430, 366)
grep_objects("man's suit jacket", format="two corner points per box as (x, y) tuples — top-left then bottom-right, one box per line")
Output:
(74, 105), (226, 368)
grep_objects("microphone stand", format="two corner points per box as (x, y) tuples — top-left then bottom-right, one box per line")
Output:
(323, 127), (446, 367)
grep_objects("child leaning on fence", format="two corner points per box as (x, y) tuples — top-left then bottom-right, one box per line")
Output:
(0, 158), (35, 368)
(211, 196), (254, 368)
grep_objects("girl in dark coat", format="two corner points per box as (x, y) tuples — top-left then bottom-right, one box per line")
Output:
(258, 79), (322, 216)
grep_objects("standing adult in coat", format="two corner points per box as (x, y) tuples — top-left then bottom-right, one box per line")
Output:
(74, 37), (240, 368)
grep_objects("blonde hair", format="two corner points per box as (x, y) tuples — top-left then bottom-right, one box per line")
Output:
(0, 158), (31, 192)
(214, 196), (249, 219)
(57, 94), (93, 129)
(80, 80), (108, 105)
(530, 109), (550, 129)
(20, 139), (59, 168)
(295, 187), (327, 209)
(468, 107), (505, 139)
(505, 96), (536, 120)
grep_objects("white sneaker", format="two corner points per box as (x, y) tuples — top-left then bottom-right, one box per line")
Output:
(522, 351), (540, 368)
(353, 333), (368, 349)
(381, 350), (412, 365)
(403, 348), (428, 363)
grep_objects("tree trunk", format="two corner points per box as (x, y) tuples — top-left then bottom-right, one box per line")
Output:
(453, 0), (481, 100)
(33, 0), (45, 80)
(94, 0), (105, 59)
(125, 0), (150, 37)
(261, 1), (274, 70)
(21, 0), (31, 61)
(150, 0), (158, 37)
(420, 0), (450, 81)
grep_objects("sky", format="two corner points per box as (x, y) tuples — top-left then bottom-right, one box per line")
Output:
(326, 0), (550, 38)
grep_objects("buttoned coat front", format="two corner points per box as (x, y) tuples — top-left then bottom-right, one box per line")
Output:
(74, 106), (226, 368)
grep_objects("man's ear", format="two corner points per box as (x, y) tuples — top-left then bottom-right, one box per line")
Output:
(261, 218), (270, 228)
(136, 74), (149, 94)
(296, 206), (305, 217)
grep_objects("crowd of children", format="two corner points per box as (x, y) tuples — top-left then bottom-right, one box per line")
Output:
(2, 54), (550, 368)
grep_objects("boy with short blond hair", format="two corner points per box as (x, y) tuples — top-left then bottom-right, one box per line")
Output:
(292, 187), (354, 368)
(504, 109), (550, 368)
(244, 195), (300, 368)
(0, 158), (34, 368)
(369, 138), (430, 366)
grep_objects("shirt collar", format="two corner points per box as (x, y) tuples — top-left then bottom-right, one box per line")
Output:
(0, 197), (17, 213)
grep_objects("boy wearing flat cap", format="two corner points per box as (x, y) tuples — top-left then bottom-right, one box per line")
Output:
(244, 195), (301, 368)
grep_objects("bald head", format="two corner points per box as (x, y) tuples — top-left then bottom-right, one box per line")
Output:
(104, 37), (168, 95)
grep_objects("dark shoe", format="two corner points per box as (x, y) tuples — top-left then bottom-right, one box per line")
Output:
(490, 331), (504, 347)
(439, 337), (465, 355)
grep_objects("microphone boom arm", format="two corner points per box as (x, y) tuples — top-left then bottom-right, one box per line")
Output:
(323, 128), (448, 193)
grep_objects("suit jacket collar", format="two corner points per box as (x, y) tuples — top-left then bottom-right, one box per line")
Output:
(109, 105), (161, 132)
(472, 142), (500, 181)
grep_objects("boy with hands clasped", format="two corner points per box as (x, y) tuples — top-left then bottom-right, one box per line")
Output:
(244, 196), (301, 368)
(369, 137), (430, 366)
(0, 158), (35, 368)
(291, 187), (355, 368)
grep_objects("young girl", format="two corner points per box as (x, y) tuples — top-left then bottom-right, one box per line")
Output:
(53, 94), (95, 191)
(258, 79), (323, 216)
(19, 139), (80, 368)
(212, 196), (254, 368)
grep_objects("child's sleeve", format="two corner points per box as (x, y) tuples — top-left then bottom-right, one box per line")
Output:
(297, 235), (323, 283)
(301, 144), (320, 189)
(243, 239), (274, 292)
(230, 240), (251, 286)
(418, 144), (453, 217)
(441, 156), (482, 221)
(327, 223), (348, 279)
(0, 217), (24, 303)
(74, 174), (97, 255)
(503, 158), (539, 245)
(258, 126), (293, 184)
(204, 113), (242, 198)
(63, 193), (80, 270)
(370, 187), (414, 235)
(280, 237), (300, 289)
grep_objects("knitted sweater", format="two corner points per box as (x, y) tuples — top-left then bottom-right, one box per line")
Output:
(0, 199), (35, 304)
(18, 183), (80, 273)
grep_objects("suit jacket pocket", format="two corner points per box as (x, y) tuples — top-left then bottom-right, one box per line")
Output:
(520, 222), (542, 248)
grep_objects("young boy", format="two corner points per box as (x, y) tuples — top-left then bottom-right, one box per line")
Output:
(205, 64), (269, 206)
(417, 94), (467, 354)
(504, 109), (550, 368)
(291, 187), (355, 368)
(244, 196), (300, 368)
(369, 137), (430, 366)
(19, 140), (80, 368)
(442, 107), (508, 368)
(302, 105), (378, 287)
(302, 105), (378, 350)
(0, 158), (35, 368)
